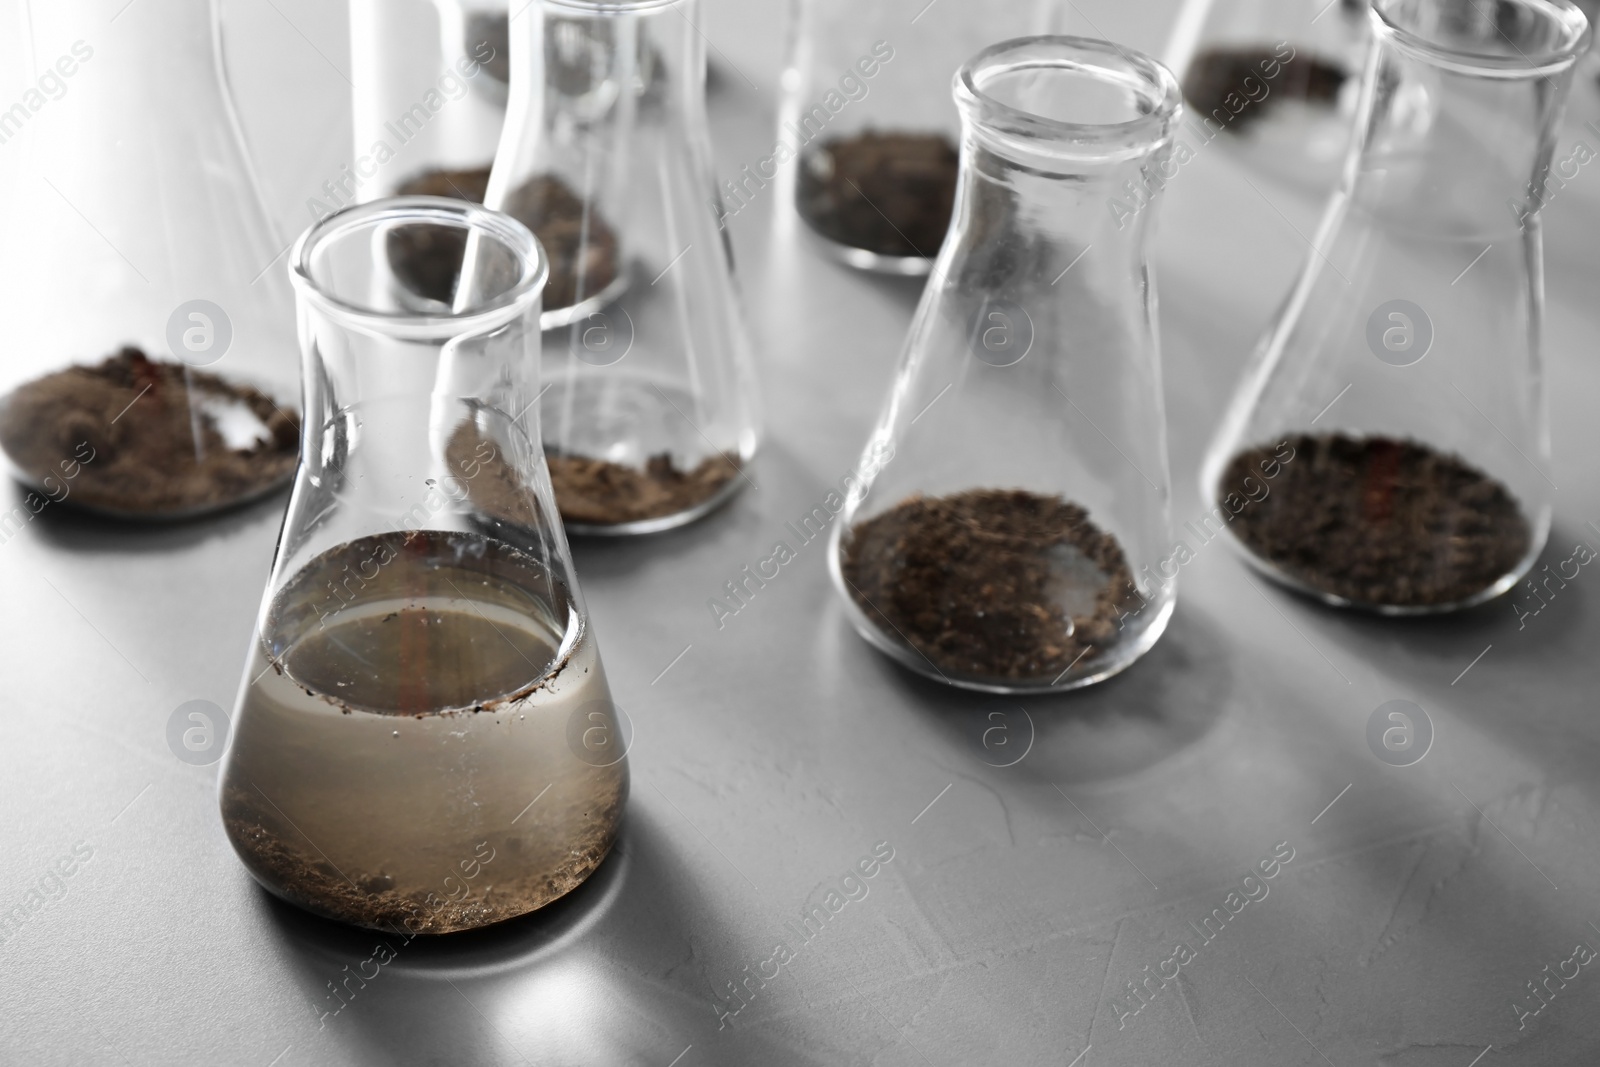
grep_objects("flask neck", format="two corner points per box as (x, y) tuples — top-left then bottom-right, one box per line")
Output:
(288, 200), (549, 538)
(1345, 0), (1589, 231)
(948, 36), (1182, 256)
(956, 136), (1176, 253)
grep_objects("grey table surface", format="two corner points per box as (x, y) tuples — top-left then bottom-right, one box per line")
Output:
(5, 2), (1600, 1065)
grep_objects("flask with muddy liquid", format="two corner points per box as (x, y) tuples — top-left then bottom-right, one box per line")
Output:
(219, 199), (628, 934)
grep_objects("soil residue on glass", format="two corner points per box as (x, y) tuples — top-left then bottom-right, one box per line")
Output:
(1182, 47), (1347, 129)
(548, 452), (740, 527)
(839, 488), (1136, 682)
(0, 347), (298, 516)
(797, 132), (958, 259)
(1221, 433), (1531, 607)
(389, 167), (620, 313)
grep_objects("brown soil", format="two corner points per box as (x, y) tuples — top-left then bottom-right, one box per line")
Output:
(797, 132), (959, 258)
(444, 420), (541, 528)
(0, 347), (298, 516)
(221, 783), (621, 934)
(1182, 47), (1347, 129)
(548, 452), (740, 527)
(1221, 433), (1531, 607)
(839, 488), (1137, 682)
(390, 168), (620, 313)
(441, 423), (738, 529)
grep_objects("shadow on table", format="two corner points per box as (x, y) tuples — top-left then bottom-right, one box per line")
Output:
(883, 602), (1234, 787)
(16, 478), (287, 555)
(1301, 524), (1600, 791)
(257, 809), (706, 1065)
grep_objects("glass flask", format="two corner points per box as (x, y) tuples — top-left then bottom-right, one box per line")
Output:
(348, 0), (509, 213)
(219, 199), (628, 934)
(0, 0), (299, 519)
(1163, 0), (1371, 195)
(1201, 0), (1589, 614)
(484, 0), (760, 535)
(828, 36), (1182, 694)
(782, 0), (1061, 274)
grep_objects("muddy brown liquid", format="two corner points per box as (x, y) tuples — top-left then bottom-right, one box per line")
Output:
(219, 530), (626, 934)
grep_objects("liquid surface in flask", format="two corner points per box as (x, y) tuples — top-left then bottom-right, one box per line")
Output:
(221, 529), (626, 934)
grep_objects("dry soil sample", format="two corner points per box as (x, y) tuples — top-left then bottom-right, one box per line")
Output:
(445, 420), (541, 528)
(1221, 433), (1531, 607)
(548, 452), (740, 527)
(390, 168), (620, 313)
(1182, 47), (1346, 129)
(797, 132), (959, 259)
(0, 347), (297, 516)
(839, 488), (1136, 682)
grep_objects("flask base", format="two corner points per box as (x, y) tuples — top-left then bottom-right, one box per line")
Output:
(833, 579), (1175, 694)
(801, 224), (935, 276)
(1212, 433), (1542, 614)
(1223, 538), (1538, 616)
(829, 488), (1173, 692)
(558, 465), (748, 537)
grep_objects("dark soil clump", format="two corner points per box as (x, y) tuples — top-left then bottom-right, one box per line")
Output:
(839, 488), (1136, 682)
(1182, 47), (1346, 130)
(548, 452), (740, 527)
(797, 132), (959, 259)
(1222, 433), (1531, 607)
(0, 347), (298, 516)
(390, 168), (620, 313)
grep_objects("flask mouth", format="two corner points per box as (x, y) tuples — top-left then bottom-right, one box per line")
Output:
(953, 35), (1182, 165)
(1372, 0), (1591, 78)
(290, 197), (550, 340)
(539, 0), (683, 14)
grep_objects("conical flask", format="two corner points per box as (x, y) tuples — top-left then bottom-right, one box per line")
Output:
(484, 0), (760, 534)
(219, 199), (628, 934)
(829, 37), (1182, 694)
(781, 0), (1061, 274)
(0, 0), (299, 519)
(1201, 0), (1589, 614)
(1163, 0), (1371, 195)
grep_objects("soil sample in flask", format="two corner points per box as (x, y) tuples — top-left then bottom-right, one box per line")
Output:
(486, 0), (759, 535)
(1162, 0), (1370, 195)
(220, 199), (627, 933)
(829, 37), (1184, 693)
(0, 0), (300, 519)
(784, 0), (1055, 273)
(796, 131), (960, 261)
(1201, 0), (1589, 613)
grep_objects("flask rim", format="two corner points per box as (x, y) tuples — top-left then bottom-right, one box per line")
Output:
(952, 35), (1181, 160)
(290, 197), (550, 338)
(1370, 0), (1591, 78)
(537, 0), (683, 14)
